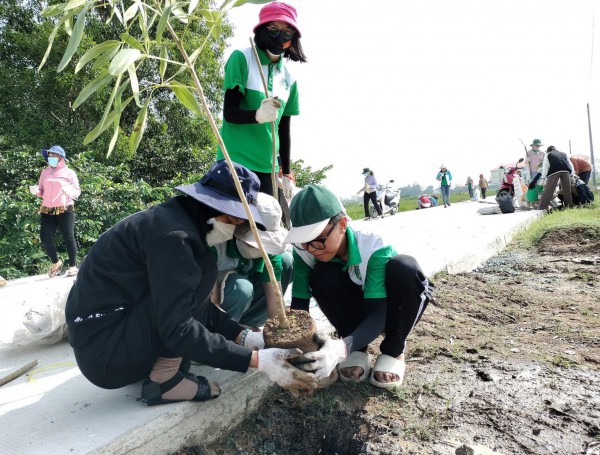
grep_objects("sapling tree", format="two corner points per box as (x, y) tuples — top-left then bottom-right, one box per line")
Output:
(40, 0), (291, 327)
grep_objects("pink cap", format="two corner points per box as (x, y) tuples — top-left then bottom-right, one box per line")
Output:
(253, 2), (301, 37)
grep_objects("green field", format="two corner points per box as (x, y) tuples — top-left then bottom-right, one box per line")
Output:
(343, 191), (479, 219)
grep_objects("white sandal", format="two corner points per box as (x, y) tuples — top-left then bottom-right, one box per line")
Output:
(337, 351), (371, 383)
(369, 354), (406, 389)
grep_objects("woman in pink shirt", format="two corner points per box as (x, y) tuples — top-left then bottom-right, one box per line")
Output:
(30, 145), (81, 277)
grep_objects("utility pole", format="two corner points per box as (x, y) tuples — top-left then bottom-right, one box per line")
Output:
(587, 103), (597, 192)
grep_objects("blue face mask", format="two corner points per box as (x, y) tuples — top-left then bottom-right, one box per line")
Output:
(48, 157), (59, 167)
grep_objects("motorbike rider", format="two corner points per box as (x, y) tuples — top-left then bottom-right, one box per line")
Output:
(358, 168), (383, 220)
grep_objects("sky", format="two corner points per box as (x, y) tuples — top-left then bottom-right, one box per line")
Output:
(225, 0), (599, 198)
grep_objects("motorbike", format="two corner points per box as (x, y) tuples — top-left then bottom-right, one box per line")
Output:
(496, 158), (525, 199)
(369, 180), (401, 218)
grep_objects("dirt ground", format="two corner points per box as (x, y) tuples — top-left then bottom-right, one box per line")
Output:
(176, 226), (600, 455)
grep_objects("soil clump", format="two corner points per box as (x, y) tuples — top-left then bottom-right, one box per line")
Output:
(174, 227), (600, 455)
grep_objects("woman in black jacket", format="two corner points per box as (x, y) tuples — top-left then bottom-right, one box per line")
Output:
(66, 160), (316, 406)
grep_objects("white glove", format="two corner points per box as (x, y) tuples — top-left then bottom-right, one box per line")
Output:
(244, 330), (265, 350)
(29, 185), (39, 195)
(293, 332), (347, 380)
(255, 97), (281, 124)
(257, 348), (317, 392)
(282, 174), (295, 200)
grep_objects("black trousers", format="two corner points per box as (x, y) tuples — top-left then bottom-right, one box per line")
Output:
(363, 191), (382, 217)
(40, 211), (78, 266)
(71, 259), (239, 389)
(310, 255), (432, 357)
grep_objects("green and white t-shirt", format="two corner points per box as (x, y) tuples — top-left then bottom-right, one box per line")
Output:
(216, 47), (300, 173)
(292, 226), (397, 300)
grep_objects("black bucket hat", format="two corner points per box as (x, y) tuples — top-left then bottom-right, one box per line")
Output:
(175, 160), (266, 230)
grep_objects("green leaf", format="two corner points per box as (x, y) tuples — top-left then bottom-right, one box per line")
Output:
(38, 14), (72, 70)
(91, 44), (120, 72)
(172, 4), (189, 24)
(41, 4), (65, 18)
(156, 4), (176, 44)
(120, 33), (145, 52)
(168, 82), (203, 116)
(127, 64), (141, 107)
(63, 0), (87, 11)
(75, 40), (120, 74)
(129, 97), (150, 153)
(123, 1), (139, 24)
(232, 0), (271, 7)
(106, 123), (120, 157)
(108, 48), (142, 76)
(73, 70), (113, 110)
(159, 46), (168, 80)
(84, 96), (133, 145)
(188, 0), (200, 15)
(57, 2), (90, 72)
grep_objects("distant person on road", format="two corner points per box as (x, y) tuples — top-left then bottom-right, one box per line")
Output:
(216, 2), (306, 199)
(416, 194), (431, 210)
(569, 155), (593, 185)
(525, 139), (546, 181)
(466, 176), (474, 199)
(436, 164), (453, 207)
(537, 146), (574, 211)
(30, 145), (81, 278)
(358, 167), (382, 219)
(478, 174), (488, 200)
(284, 185), (434, 390)
(66, 160), (316, 407)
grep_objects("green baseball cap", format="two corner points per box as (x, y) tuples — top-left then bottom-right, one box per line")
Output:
(284, 185), (343, 244)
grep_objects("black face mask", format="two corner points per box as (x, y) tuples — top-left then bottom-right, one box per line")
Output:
(254, 28), (291, 56)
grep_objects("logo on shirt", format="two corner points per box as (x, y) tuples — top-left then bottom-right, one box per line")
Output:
(353, 265), (362, 281)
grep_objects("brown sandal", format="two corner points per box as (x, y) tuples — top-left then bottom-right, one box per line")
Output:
(48, 260), (63, 277)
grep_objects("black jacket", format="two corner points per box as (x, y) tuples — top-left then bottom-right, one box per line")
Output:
(66, 196), (252, 373)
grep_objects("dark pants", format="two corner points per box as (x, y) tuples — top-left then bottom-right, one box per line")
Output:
(309, 255), (432, 357)
(70, 260), (234, 389)
(363, 191), (382, 217)
(254, 171), (275, 197)
(578, 171), (591, 185)
(538, 172), (573, 210)
(480, 187), (487, 199)
(40, 211), (78, 266)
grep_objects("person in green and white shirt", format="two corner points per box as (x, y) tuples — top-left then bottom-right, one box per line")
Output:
(217, 2), (306, 199)
(284, 186), (434, 389)
(210, 193), (292, 328)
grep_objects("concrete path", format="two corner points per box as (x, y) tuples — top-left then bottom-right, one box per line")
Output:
(0, 200), (542, 455)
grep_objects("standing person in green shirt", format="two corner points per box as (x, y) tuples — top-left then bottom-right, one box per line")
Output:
(217, 2), (306, 199)
(283, 186), (434, 389)
(436, 164), (453, 207)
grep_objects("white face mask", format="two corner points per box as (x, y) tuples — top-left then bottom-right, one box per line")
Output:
(236, 239), (262, 259)
(205, 218), (237, 246)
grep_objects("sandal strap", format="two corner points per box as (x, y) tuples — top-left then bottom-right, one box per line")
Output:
(183, 372), (220, 401)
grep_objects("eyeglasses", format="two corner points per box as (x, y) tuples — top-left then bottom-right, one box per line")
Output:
(294, 218), (339, 251)
(266, 26), (295, 41)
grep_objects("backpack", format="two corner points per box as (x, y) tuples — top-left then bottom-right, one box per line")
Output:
(497, 194), (515, 213)
(575, 181), (595, 205)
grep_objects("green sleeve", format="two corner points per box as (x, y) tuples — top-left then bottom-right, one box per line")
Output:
(282, 80), (299, 116)
(223, 50), (248, 94)
(259, 254), (283, 283)
(363, 246), (396, 299)
(291, 248), (312, 299)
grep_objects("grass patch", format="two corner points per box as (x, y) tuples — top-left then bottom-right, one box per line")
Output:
(516, 203), (600, 247)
